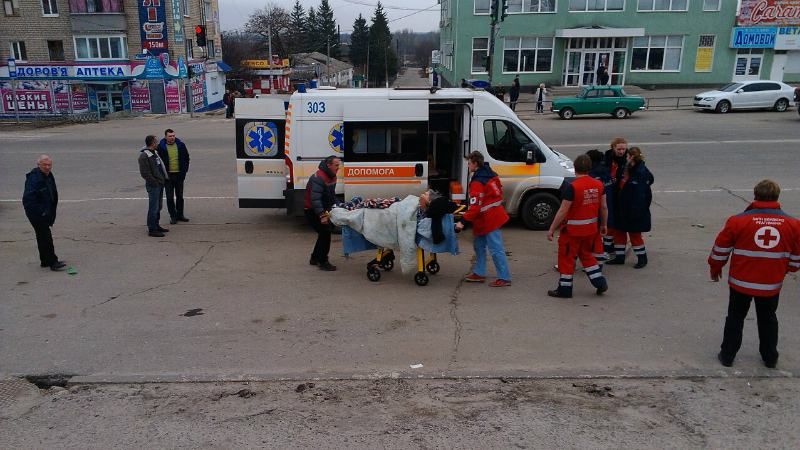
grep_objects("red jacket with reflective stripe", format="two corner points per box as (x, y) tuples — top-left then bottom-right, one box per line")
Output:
(462, 163), (509, 236)
(563, 175), (603, 237)
(708, 201), (800, 297)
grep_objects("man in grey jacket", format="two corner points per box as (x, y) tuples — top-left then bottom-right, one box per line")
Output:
(139, 135), (169, 237)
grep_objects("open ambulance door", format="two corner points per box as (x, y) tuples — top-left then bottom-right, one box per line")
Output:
(342, 99), (429, 201)
(235, 97), (288, 208)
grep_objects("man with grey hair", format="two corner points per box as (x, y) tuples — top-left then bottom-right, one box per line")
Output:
(139, 135), (169, 237)
(23, 154), (65, 271)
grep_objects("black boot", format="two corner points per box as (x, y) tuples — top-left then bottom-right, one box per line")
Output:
(547, 277), (573, 298)
(634, 253), (648, 269)
(606, 254), (625, 265)
(591, 276), (608, 295)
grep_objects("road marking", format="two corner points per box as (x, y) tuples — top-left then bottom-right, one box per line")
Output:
(551, 138), (800, 148)
(0, 196), (235, 203)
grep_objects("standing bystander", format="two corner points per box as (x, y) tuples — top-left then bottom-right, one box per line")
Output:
(509, 76), (520, 111)
(139, 135), (169, 237)
(709, 180), (800, 368)
(157, 129), (191, 225)
(22, 155), (65, 271)
(534, 83), (547, 114)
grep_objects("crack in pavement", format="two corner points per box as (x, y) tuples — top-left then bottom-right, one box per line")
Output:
(62, 237), (135, 246)
(717, 186), (750, 204)
(447, 277), (465, 369)
(81, 244), (216, 314)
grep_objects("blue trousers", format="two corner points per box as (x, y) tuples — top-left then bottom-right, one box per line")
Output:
(472, 229), (511, 281)
(146, 184), (164, 232)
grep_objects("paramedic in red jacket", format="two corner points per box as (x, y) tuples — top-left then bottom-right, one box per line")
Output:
(709, 180), (800, 368)
(547, 154), (609, 298)
(455, 151), (511, 287)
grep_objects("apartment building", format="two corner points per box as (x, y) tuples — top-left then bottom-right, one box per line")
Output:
(437, 0), (800, 89)
(0, 0), (228, 116)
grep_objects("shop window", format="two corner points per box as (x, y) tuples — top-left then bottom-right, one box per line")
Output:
(48, 40), (65, 61)
(483, 120), (533, 163)
(10, 41), (27, 61)
(472, 37), (489, 74)
(702, 0), (720, 11)
(568, 0), (623, 11)
(69, 0), (123, 13)
(503, 37), (553, 73)
(631, 35), (683, 71)
(4, 0), (19, 16)
(637, 0), (687, 11)
(41, 0), (58, 15)
(74, 36), (127, 60)
(474, 0), (489, 14)
(344, 122), (428, 162)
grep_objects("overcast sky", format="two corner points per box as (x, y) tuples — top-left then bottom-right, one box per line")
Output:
(220, 0), (441, 33)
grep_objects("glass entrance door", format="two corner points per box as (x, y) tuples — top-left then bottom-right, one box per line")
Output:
(733, 49), (763, 81)
(563, 38), (628, 87)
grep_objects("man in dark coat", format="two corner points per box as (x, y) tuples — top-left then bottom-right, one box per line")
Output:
(156, 128), (191, 224)
(304, 156), (341, 271)
(509, 76), (520, 111)
(22, 155), (65, 271)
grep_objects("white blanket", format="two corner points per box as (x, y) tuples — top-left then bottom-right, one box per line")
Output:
(330, 195), (419, 274)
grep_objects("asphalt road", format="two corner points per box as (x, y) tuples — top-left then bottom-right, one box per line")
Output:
(1, 102), (800, 446)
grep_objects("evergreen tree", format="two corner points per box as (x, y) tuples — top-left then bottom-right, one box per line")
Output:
(287, 0), (308, 55)
(315, 0), (339, 58)
(368, 3), (398, 86)
(307, 6), (319, 53)
(350, 14), (369, 72)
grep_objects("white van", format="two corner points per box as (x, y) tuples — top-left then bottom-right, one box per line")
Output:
(235, 87), (575, 229)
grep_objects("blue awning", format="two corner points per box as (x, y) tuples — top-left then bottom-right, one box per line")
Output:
(217, 61), (232, 72)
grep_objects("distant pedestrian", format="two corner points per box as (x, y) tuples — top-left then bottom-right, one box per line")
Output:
(547, 154), (608, 298)
(597, 65), (609, 85)
(509, 76), (520, 111)
(456, 151), (511, 287)
(223, 90), (232, 118)
(432, 69), (439, 87)
(608, 147), (654, 269)
(534, 83), (547, 113)
(156, 128), (191, 224)
(709, 180), (800, 368)
(305, 156), (342, 271)
(139, 135), (169, 237)
(22, 154), (65, 271)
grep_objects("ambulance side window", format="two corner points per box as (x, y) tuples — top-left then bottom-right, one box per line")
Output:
(344, 121), (428, 162)
(482, 119), (533, 162)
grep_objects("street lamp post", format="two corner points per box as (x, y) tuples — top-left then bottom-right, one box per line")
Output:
(7, 58), (20, 123)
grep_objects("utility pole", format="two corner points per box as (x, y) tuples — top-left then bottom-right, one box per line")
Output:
(268, 22), (274, 94)
(366, 35), (370, 88)
(326, 37), (330, 87)
(486, 0), (507, 86)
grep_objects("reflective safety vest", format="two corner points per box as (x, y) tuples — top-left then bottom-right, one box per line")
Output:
(564, 175), (603, 237)
(708, 201), (800, 297)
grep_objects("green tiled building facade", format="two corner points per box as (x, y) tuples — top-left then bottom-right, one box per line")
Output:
(437, 0), (800, 89)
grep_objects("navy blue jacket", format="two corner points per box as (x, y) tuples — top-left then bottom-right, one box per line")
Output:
(156, 137), (190, 176)
(618, 162), (654, 233)
(23, 168), (58, 226)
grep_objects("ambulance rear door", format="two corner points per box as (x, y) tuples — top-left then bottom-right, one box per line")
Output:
(235, 97), (288, 208)
(342, 99), (429, 200)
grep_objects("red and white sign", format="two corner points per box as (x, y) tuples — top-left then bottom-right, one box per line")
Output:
(738, 0), (800, 26)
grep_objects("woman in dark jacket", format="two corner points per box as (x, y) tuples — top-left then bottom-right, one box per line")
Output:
(608, 147), (654, 268)
(603, 137), (628, 254)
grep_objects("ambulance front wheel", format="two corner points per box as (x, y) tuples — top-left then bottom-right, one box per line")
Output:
(367, 267), (381, 282)
(414, 272), (429, 286)
(426, 261), (440, 274)
(520, 192), (560, 230)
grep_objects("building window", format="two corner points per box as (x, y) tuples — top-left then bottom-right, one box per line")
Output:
(10, 41), (27, 60)
(507, 0), (555, 13)
(637, 0), (687, 11)
(207, 39), (215, 58)
(503, 37), (553, 73)
(568, 0), (623, 11)
(631, 35), (683, 71)
(187, 40), (194, 59)
(471, 37), (489, 73)
(182, 0), (189, 16)
(702, 0), (720, 11)
(204, 0), (212, 20)
(694, 35), (715, 72)
(41, 0), (58, 15)
(4, 0), (20, 16)
(48, 40), (65, 60)
(441, 0), (451, 25)
(74, 36), (127, 60)
(69, 0), (123, 13)
(474, 0), (489, 14)
(442, 41), (453, 71)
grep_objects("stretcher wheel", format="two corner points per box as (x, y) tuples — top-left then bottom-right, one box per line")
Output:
(414, 271), (429, 286)
(379, 258), (394, 271)
(425, 261), (440, 274)
(367, 267), (381, 282)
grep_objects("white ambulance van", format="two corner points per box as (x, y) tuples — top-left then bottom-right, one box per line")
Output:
(235, 87), (575, 229)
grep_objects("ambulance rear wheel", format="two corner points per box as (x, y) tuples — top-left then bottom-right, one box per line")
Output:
(426, 261), (440, 274)
(414, 272), (429, 286)
(367, 267), (381, 282)
(520, 192), (560, 230)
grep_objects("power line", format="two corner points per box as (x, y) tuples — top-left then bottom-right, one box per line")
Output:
(339, 0), (438, 11)
(388, 3), (439, 23)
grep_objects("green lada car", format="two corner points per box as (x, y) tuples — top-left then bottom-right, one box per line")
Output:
(551, 85), (645, 120)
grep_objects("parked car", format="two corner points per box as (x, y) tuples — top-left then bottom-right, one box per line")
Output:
(551, 85), (645, 120)
(693, 81), (796, 113)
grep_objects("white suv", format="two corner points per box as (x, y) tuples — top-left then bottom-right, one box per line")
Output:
(693, 81), (796, 113)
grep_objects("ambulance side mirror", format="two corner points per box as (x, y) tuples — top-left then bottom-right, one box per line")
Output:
(526, 151), (534, 165)
(523, 143), (544, 165)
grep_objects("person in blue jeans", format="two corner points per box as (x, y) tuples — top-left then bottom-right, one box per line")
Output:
(138, 135), (169, 237)
(456, 151), (511, 287)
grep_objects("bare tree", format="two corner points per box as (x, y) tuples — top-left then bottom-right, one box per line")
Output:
(220, 31), (261, 79)
(245, 2), (291, 58)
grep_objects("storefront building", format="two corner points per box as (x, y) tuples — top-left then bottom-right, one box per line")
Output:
(438, 0), (800, 89)
(0, 0), (226, 117)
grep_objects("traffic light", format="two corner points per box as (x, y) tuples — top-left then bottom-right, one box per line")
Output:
(490, 0), (498, 22)
(500, 0), (508, 21)
(490, 0), (508, 22)
(195, 25), (207, 47)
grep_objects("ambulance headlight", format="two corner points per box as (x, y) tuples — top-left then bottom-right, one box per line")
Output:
(559, 158), (574, 174)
